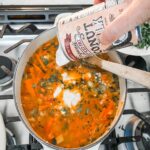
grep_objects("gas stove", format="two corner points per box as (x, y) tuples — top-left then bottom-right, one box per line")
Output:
(0, 1), (150, 150)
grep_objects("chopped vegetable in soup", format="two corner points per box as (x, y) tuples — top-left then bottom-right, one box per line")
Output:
(21, 36), (120, 148)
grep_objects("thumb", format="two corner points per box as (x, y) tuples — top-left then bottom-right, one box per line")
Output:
(100, 0), (150, 45)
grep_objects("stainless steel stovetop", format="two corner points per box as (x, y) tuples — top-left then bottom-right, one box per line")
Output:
(0, 1), (150, 150)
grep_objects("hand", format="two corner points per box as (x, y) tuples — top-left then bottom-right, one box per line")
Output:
(94, 0), (150, 45)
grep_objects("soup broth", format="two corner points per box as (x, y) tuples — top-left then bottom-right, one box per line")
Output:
(21, 36), (120, 148)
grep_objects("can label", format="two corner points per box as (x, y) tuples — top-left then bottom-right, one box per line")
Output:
(57, 3), (138, 61)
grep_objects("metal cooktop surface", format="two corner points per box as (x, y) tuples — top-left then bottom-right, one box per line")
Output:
(0, 0), (150, 150)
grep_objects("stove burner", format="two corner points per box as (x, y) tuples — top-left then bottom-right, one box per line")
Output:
(6, 128), (16, 145)
(124, 112), (150, 150)
(135, 120), (150, 150)
(125, 56), (147, 71)
(0, 56), (16, 86)
(5, 116), (43, 150)
(0, 56), (12, 79)
(6, 134), (43, 150)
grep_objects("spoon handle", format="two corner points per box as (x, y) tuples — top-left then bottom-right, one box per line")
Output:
(89, 56), (150, 89)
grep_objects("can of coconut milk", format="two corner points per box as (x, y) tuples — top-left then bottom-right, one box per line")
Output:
(57, 2), (141, 61)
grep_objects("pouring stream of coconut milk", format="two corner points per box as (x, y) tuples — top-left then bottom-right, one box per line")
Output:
(56, 2), (141, 66)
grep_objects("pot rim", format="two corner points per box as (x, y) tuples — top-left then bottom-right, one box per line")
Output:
(13, 27), (127, 150)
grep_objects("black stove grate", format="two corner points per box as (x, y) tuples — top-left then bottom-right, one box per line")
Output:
(0, 24), (45, 38)
(6, 142), (43, 150)
(0, 5), (91, 24)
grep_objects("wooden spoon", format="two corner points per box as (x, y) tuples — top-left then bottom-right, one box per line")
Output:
(86, 56), (150, 89)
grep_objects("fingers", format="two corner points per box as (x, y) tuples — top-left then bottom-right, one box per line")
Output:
(100, 0), (150, 45)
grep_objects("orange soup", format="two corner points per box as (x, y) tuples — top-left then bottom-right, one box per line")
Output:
(21, 36), (120, 148)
